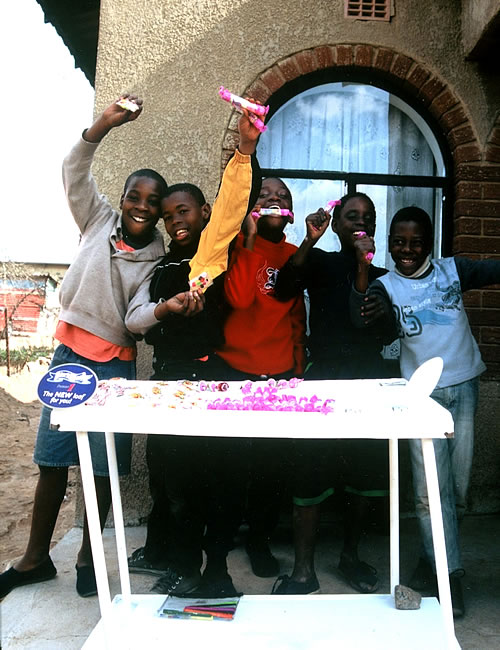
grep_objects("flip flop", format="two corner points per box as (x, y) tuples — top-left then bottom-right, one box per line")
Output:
(338, 556), (379, 593)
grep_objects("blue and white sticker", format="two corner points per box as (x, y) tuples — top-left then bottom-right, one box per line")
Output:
(37, 363), (98, 408)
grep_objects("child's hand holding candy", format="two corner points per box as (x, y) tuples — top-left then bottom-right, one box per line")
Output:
(305, 208), (331, 243)
(84, 93), (143, 143)
(354, 230), (375, 265)
(237, 97), (265, 155)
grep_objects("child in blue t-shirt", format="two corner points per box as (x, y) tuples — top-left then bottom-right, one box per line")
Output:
(351, 206), (500, 618)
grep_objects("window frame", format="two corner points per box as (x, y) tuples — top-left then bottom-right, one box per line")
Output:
(258, 67), (454, 256)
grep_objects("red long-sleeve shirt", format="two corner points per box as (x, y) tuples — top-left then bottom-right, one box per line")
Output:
(217, 233), (306, 376)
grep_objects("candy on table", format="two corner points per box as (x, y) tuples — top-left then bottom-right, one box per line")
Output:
(199, 381), (229, 392)
(225, 377), (326, 413)
(206, 382), (334, 413)
(179, 380), (196, 390)
(218, 86), (268, 133)
(116, 97), (140, 112)
(189, 271), (213, 292)
(354, 231), (374, 261)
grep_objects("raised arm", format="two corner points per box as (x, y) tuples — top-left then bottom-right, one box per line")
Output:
(455, 256), (500, 291)
(274, 209), (329, 301)
(83, 93), (143, 143)
(189, 105), (263, 285)
(63, 94), (144, 233)
(290, 208), (331, 268)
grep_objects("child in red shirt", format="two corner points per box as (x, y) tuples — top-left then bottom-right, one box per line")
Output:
(214, 178), (306, 577)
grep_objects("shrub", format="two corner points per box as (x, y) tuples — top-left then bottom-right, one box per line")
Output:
(0, 346), (53, 371)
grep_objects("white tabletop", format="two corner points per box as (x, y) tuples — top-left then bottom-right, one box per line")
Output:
(50, 378), (454, 440)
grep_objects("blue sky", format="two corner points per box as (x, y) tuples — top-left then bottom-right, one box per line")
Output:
(1, 0), (95, 264)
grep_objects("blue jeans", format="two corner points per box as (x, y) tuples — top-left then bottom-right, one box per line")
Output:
(409, 376), (479, 573)
(33, 344), (135, 476)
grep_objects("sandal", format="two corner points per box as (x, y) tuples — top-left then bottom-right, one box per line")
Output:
(338, 556), (378, 593)
(271, 574), (320, 595)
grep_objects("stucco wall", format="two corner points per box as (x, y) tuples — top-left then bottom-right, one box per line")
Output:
(92, 0), (500, 205)
(462, 0), (500, 57)
(79, 0), (500, 524)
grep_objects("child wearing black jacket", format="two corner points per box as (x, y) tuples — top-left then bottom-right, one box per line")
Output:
(126, 110), (262, 598)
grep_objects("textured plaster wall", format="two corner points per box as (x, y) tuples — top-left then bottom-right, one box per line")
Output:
(91, 0), (500, 206)
(78, 0), (500, 525)
(461, 0), (500, 56)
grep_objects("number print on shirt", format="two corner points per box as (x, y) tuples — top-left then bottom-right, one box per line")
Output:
(256, 263), (279, 295)
(393, 304), (423, 338)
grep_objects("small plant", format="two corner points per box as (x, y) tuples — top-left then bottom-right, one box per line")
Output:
(0, 346), (54, 372)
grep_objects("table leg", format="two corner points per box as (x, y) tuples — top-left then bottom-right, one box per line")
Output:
(420, 438), (456, 648)
(104, 431), (131, 602)
(389, 438), (399, 594)
(76, 430), (113, 647)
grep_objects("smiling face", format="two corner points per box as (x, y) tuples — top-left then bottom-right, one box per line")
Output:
(120, 176), (162, 241)
(332, 196), (376, 252)
(162, 191), (210, 247)
(256, 178), (293, 239)
(389, 220), (432, 276)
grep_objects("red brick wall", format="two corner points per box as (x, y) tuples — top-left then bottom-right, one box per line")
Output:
(221, 44), (500, 379)
(0, 290), (45, 334)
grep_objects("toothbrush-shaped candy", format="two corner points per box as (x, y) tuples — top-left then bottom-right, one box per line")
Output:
(251, 208), (294, 223)
(354, 231), (374, 261)
(219, 86), (268, 133)
(219, 87), (269, 116)
(324, 199), (341, 213)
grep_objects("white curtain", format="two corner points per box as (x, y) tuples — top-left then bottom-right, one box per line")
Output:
(257, 83), (441, 266)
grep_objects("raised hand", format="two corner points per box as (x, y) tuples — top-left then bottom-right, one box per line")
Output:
(353, 231), (375, 267)
(305, 208), (331, 243)
(84, 93), (144, 143)
(238, 98), (265, 155)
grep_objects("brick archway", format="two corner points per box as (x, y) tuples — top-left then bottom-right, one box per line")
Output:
(221, 44), (500, 377)
(221, 44), (494, 250)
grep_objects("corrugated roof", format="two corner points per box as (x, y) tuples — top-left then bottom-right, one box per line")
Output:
(35, 0), (100, 86)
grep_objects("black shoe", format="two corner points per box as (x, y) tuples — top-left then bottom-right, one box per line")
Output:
(76, 564), (97, 598)
(408, 557), (437, 593)
(128, 547), (169, 576)
(450, 570), (465, 618)
(0, 557), (57, 599)
(271, 574), (320, 595)
(338, 556), (378, 594)
(246, 538), (280, 578)
(194, 571), (242, 599)
(151, 567), (201, 595)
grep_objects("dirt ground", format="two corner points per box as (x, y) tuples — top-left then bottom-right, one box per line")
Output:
(0, 364), (77, 573)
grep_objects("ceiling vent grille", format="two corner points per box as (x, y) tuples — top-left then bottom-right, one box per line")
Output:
(344, 0), (392, 21)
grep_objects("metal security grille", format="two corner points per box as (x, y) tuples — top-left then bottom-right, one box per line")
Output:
(344, 0), (391, 21)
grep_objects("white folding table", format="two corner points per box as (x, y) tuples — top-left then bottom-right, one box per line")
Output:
(50, 373), (460, 649)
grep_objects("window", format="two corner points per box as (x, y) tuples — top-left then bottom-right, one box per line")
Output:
(257, 82), (448, 269)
